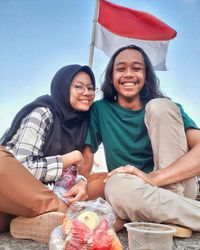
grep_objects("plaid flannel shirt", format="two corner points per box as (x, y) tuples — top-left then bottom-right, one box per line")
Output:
(5, 107), (63, 182)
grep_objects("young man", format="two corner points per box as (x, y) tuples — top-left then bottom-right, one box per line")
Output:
(82, 45), (200, 232)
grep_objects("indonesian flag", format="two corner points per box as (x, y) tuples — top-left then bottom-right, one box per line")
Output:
(94, 0), (177, 70)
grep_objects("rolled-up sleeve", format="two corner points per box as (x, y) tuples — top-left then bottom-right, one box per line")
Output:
(85, 103), (102, 153)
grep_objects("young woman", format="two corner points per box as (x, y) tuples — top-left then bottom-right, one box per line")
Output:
(83, 45), (200, 232)
(0, 64), (96, 243)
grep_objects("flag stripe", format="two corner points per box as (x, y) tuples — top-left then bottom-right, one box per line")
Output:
(98, 0), (177, 41)
(95, 23), (170, 70)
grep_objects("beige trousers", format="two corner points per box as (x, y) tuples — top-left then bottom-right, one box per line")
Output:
(105, 98), (200, 231)
(0, 146), (67, 233)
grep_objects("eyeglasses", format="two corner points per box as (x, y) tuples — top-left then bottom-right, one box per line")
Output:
(72, 82), (97, 95)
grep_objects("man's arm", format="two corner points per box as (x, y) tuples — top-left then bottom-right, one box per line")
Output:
(80, 145), (94, 178)
(148, 128), (200, 186)
(106, 128), (200, 187)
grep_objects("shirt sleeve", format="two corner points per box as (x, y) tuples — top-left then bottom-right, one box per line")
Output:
(85, 103), (102, 153)
(6, 107), (63, 182)
(176, 103), (199, 130)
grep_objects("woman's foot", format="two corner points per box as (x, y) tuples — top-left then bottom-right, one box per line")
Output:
(10, 212), (65, 244)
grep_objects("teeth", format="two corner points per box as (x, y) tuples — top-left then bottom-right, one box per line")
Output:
(80, 100), (90, 103)
(122, 82), (136, 86)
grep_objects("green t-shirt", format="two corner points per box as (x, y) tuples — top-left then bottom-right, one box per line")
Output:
(85, 100), (198, 173)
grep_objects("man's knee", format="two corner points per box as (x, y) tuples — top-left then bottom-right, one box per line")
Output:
(105, 173), (157, 221)
(145, 98), (180, 122)
(105, 173), (123, 200)
(105, 173), (146, 208)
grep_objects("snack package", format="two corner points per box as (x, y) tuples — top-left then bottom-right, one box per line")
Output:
(53, 166), (77, 204)
(49, 198), (123, 250)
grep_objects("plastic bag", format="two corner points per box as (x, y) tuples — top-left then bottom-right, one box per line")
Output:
(49, 198), (123, 250)
(49, 225), (65, 250)
(53, 166), (77, 204)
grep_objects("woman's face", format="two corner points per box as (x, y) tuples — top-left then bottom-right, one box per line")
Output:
(70, 71), (95, 111)
(112, 49), (145, 107)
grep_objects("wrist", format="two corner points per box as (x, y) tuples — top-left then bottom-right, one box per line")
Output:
(76, 174), (88, 184)
(147, 171), (162, 186)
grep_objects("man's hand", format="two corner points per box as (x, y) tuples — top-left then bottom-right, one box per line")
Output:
(104, 165), (155, 185)
(64, 180), (88, 205)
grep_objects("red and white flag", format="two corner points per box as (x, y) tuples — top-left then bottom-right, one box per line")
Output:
(94, 0), (177, 70)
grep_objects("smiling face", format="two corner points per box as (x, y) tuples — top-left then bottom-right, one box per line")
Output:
(70, 71), (95, 111)
(112, 49), (146, 109)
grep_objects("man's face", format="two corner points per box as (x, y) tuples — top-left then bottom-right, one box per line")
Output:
(112, 49), (146, 105)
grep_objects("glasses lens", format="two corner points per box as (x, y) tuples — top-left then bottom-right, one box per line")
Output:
(74, 83), (95, 95)
(74, 85), (84, 94)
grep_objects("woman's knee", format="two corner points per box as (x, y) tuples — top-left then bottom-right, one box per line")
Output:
(87, 173), (107, 200)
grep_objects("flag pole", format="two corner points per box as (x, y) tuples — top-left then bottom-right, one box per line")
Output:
(88, 0), (99, 68)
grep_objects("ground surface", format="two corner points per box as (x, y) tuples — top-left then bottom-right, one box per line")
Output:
(1, 230), (200, 249)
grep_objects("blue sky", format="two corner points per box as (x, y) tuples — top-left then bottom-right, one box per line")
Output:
(1, 0), (200, 136)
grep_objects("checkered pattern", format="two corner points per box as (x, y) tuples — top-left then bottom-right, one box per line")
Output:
(5, 107), (63, 182)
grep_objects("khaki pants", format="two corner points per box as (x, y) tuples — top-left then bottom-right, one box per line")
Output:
(0, 146), (67, 233)
(89, 99), (200, 230)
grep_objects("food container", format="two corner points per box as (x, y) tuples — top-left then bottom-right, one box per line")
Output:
(125, 222), (176, 250)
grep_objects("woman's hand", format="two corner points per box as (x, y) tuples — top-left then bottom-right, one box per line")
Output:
(62, 150), (84, 171)
(64, 180), (88, 205)
(104, 165), (155, 185)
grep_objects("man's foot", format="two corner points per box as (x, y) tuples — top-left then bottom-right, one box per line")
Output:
(10, 212), (65, 244)
(165, 224), (192, 238)
(113, 217), (126, 232)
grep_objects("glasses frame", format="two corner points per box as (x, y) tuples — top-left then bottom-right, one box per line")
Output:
(72, 82), (98, 96)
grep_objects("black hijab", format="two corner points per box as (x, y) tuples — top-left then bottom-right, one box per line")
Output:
(1, 64), (96, 156)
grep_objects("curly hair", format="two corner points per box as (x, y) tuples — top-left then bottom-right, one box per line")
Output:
(101, 45), (165, 104)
